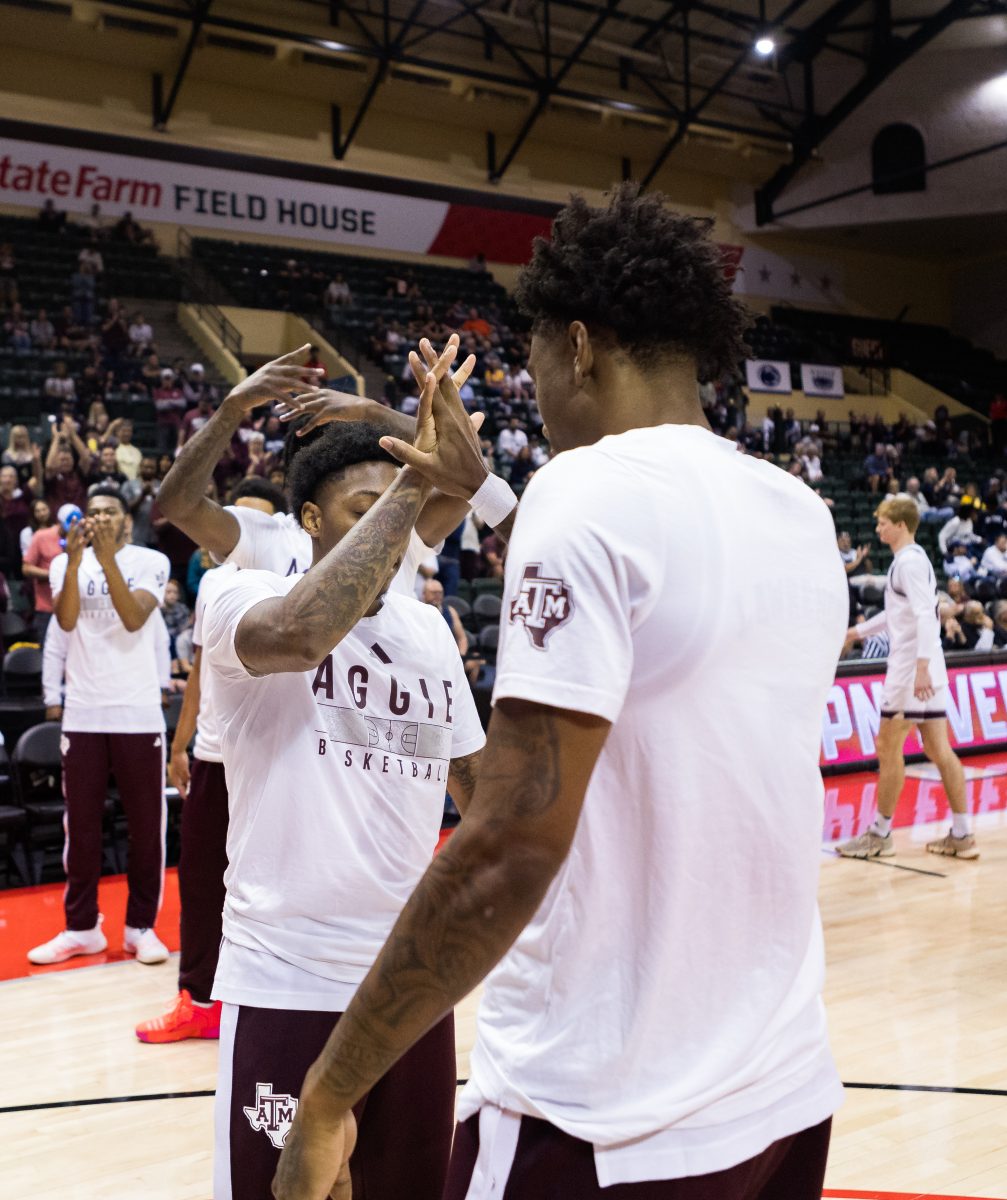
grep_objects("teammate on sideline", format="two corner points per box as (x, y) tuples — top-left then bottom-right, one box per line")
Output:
(135, 481), (287, 1044)
(274, 184), (850, 1200)
(202, 367), (485, 1200)
(839, 495), (976, 860)
(28, 486), (172, 966)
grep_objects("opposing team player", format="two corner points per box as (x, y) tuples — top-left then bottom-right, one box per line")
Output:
(28, 486), (172, 966)
(274, 184), (850, 1200)
(202, 369), (485, 1200)
(840, 495), (976, 859)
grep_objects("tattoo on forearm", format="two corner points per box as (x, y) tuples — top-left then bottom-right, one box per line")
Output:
(448, 749), (481, 795)
(158, 402), (240, 513)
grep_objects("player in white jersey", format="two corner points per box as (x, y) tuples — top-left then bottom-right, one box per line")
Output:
(274, 186), (849, 1200)
(28, 486), (172, 966)
(135, 482), (288, 1044)
(839, 495), (976, 860)
(203, 367), (486, 1200)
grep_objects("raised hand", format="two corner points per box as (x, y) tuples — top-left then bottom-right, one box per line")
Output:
(89, 517), (119, 567)
(225, 345), (325, 413)
(64, 518), (90, 566)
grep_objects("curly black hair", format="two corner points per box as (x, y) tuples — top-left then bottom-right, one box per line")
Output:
(287, 422), (399, 526)
(229, 477), (288, 514)
(86, 483), (127, 512)
(514, 182), (749, 378)
(282, 414), (331, 477)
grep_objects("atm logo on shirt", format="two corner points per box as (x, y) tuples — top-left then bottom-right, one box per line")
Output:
(509, 563), (574, 649)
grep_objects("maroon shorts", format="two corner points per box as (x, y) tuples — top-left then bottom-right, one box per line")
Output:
(443, 1111), (832, 1200)
(214, 1003), (456, 1200)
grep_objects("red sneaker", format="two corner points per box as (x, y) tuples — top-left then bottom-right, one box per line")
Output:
(135, 990), (222, 1043)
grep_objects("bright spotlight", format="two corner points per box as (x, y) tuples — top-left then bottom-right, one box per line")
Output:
(754, 35), (775, 56)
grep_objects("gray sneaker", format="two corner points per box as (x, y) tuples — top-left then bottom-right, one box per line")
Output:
(836, 829), (894, 859)
(926, 831), (979, 860)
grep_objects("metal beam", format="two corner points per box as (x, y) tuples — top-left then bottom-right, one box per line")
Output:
(334, 62), (388, 158)
(152, 0), (213, 131)
(755, 0), (979, 224)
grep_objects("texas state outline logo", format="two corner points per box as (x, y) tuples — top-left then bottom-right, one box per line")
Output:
(509, 563), (575, 650)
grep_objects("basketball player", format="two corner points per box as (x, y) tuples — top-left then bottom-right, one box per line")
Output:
(135, 481), (287, 1043)
(839, 495), (976, 859)
(202, 380), (485, 1200)
(28, 485), (172, 966)
(273, 185), (850, 1200)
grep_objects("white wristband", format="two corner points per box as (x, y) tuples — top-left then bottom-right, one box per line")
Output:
(471, 472), (517, 530)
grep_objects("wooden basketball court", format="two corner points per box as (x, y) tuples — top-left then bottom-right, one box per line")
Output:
(2, 770), (1007, 1200)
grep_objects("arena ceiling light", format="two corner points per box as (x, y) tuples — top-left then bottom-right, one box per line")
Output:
(754, 34), (776, 56)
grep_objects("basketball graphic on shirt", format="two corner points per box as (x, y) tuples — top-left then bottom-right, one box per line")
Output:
(509, 563), (574, 649)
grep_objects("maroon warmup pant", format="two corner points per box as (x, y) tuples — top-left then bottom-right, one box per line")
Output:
(443, 1113), (832, 1200)
(177, 758), (229, 1003)
(216, 1004), (455, 1200)
(62, 730), (166, 932)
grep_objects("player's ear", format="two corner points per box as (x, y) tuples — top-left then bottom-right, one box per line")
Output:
(299, 501), (322, 538)
(569, 321), (593, 388)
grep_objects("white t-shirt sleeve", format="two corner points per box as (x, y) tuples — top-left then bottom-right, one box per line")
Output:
(493, 452), (647, 723)
(211, 505), (276, 568)
(42, 619), (68, 707)
(49, 552), (68, 602)
(447, 647), (486, 760)
(132, 549), (170, 605)
(899, 553), (939, 655)
(201, 572), (286, 680)
(154, 610), (172, 687)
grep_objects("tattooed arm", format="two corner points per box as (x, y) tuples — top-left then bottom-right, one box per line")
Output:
(234, 465), (430, 675)
(272, 699), (610, 1200)
(446, 748), (481, 815)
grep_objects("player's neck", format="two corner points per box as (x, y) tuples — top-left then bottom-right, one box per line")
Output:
(890, 531), (915, 553)
(593, 360), (708, 441)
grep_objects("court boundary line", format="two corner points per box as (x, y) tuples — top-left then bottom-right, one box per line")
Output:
(5, 1078), (1007, 1117)
(822, 848), (947, 878)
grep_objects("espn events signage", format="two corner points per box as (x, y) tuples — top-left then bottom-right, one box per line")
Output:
(0, 135), (551, 262)
(821, 662), (1007, 768)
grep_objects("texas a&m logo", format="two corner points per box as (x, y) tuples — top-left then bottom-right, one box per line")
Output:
(509, 563), (574, 650)
(243, 1082), (298, 1149)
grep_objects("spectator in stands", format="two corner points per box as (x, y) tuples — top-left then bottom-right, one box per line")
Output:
(186, 547), (214, 606)
(946, 601), (995, 651)
(78, 239), (104, 277)
(508, 445), (535, 491)
(70, 261), (97, 327)
(991, 393), (1007, 455)
(162, 578), (193, 675)
(179, 392), (216, 450)
(111, 419), (142, 480)
(20, 496), (51, 557)
(128, 312), (155, 356)
(139, 351), (165, 393)
(938, 505), (981, 557)
(993, 601), (1007, 647)
(112, 210), (153, 244)
(837, 531), (871, 576)
(979, 496), (1007, 543)
(462, 306), (492, 339)
(862, 442), (891, 494)
(0, 241), (17, 306)
(22, 500), (60, 640)
(84, 401), (111, 450)
(944, 541), (978, 582)
(481, 527), (505, 578)
(52, 304), (88, 351)
(182, 362), (218, 407)
(156, 453), (174, 480)
(981, 533), (1007, 578)
(797, 439), (824, 483)
(100, 303), (130, 367)
(421, 578), (483, 685)
(44, 360), (77, 404)
(261, 416), (285, 458)
(44, 417), (91, 510)
(5, 306), (31, 355)
(31, 307), (56, 349)
(496, 417), (528, 464)
(0, 463), (32, 542)
(88, 445), (128, 491)
(37, 198), (66, 233)
(244, 432), (274, 479)
(305, 345), (327, 379)
(324, 274), (352, 318)
(123, 456), (160, 547)
(3, 425), (42, 494)
(904, 476), (949, 524)
(154, 368), (187, 453)
(78, 203), (108, 239)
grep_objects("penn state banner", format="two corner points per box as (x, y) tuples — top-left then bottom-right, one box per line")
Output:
(745, 359), (792, 394)
(801, 363), (844, 399)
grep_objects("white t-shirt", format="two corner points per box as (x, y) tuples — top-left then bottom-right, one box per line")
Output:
(214, 505), (432, 598)
(191, 566), (234, 763)
(458, 425), (849, 1183)
(202, 575), (485, 1011)
(858, 543), (948, 689)
(981, 544), (1007, 577)
(42, 608), (171, 705)
(50, 544), (170, 732)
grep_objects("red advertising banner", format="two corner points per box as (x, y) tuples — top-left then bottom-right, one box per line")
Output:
(821, 661), (1007, 769)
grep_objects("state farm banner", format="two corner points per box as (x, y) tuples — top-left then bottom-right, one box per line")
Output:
(745, 359), (792, 394)
(800, 363), (844, 398)
(821, 662), (1007, 769)
(0, 135), (551, 262)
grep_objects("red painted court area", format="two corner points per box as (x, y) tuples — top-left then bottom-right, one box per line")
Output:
(823, 1192), (1005, 1200)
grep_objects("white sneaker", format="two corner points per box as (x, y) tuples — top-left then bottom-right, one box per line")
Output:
(28, 915), (107, 965)
(123, 925), (169, 965)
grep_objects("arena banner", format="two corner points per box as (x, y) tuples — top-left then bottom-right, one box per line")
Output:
(0, 135), (552, 262)
(745, 358), (792, 393)
(821, 662), (1007, 768)
(800, 362), (844, 399)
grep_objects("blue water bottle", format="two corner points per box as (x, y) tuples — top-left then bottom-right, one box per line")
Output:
(58, 504), (83, 551)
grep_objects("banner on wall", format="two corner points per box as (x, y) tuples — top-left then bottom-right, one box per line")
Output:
(800, 363), (844, 398)
(0, 135), (552, 263)
(745, 359), (792, 393)
(821, 662), (1007, 769)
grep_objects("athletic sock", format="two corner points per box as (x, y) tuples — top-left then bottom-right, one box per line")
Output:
(870, 814), (893, 837)
(951, 813), (972, 838)
(192, 999), (215, 1008)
